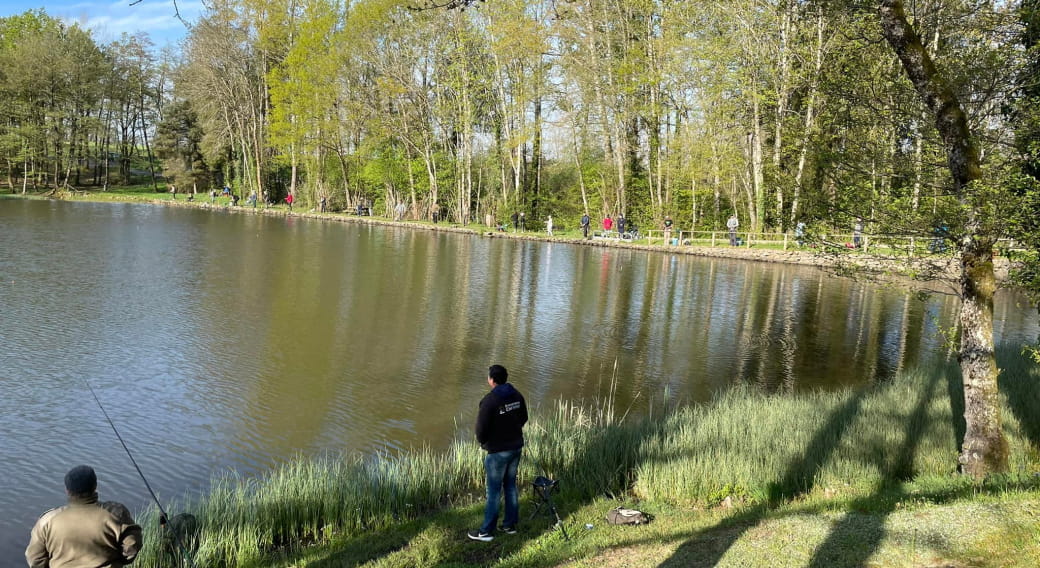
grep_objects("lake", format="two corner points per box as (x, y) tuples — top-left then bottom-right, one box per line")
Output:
(0, 198), (1035, 560)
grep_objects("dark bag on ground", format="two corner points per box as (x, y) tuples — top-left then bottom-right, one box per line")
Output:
(605, 507), (651, 525)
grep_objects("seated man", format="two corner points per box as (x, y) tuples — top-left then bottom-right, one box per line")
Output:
(26, 465), (142, 568)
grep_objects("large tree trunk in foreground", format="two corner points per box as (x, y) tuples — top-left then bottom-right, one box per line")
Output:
(879, 0), (1008, 477)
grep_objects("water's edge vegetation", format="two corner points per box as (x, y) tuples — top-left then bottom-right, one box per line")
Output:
(5, 189), (986, 283)
(131, 347), (1040, 567)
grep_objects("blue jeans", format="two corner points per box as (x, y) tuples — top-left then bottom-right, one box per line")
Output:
(480, 449), (522, 533)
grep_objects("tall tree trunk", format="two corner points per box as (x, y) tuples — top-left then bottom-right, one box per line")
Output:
(405, 142), (417, 213)
(792, 11), (825, 225)
(751, 95), (764, 232)
(711, 137), (721, 228)
(774, 0), (794, 227)
(879, 0), (1007, 477)
(691, 178), (697, 229)
(139, 102), (158, 191)
(574, 136), (589, 214)
(912, 112), (924, 211)
(531, 96), (543, 219)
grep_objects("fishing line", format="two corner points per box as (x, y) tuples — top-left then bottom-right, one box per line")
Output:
(83, 378), (197, 568)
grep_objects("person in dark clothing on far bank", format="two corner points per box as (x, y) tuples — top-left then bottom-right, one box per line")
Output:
(469, 364), (528, 542)
(26, 465), (142, 568)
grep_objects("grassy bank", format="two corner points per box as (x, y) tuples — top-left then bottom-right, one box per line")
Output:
(10, 186), (969, 285)
(129, 347), (1040, 567)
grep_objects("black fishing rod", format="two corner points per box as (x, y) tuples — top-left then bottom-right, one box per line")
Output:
(83, 377), (197, 568)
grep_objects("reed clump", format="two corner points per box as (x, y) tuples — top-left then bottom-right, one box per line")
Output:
(133, 348), (1040, 567)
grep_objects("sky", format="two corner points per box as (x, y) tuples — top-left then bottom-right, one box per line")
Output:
(1, 0), (204, 48)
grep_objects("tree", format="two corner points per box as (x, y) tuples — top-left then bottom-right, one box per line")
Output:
(155, 99), (211, 191)
(179, 1), (273, 198)
(876, 0), (1023, 477)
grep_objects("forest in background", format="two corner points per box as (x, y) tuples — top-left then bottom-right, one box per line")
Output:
(0, 0), (1036, 237)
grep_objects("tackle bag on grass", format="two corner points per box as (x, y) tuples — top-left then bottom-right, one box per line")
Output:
(605, 507), (651, 525)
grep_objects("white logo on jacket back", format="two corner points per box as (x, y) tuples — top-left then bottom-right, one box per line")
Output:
(500, 402), (521, 414)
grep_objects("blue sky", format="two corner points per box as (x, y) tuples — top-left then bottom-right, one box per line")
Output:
(1, 0), (204, 47)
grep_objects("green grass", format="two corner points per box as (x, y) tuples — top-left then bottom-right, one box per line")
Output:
(128, 347), (1040, 567)
(261, 490), (1040, 568)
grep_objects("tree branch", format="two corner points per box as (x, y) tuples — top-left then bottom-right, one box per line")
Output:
(877, 0), (980, 191)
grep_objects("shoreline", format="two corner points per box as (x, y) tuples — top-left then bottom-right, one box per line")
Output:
(38, 190), (999, 286)
(10, 189), (1025, 293)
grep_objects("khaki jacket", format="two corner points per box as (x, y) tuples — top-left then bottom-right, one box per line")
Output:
(25, 493), (142, 568)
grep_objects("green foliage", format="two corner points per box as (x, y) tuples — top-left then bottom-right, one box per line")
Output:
(0, 9), (61, 50)
(155, 100), (213, 189)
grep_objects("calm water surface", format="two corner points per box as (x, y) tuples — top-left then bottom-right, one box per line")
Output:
(0, 198), (1036, 559)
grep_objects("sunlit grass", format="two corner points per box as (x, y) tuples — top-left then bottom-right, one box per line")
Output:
(129, 347), (1040, 567)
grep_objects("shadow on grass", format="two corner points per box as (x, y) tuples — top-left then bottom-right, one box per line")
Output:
(578, 471), (1038, 568)
(657, 382), (875, 567)
(279, 507), (482, 568)
(805, 367), (944, 566)
(944, 355), (967, 457)
(654, 364), (1015, 567)
(998, 346), (1040, 451)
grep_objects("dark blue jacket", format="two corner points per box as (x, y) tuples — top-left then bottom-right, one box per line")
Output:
(475, 383), (528, 453)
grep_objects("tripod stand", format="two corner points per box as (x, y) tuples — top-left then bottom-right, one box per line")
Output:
(529, 476), (569, 540)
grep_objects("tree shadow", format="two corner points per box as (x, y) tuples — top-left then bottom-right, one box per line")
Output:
(574, 469), (1037, 568)
(656, 368), (949, 567)
(944, 357), (967, 454)
(997, 347), (1040, 450)
(657, 385), (873, 567)
(294, 507), (472, 568)
(502, 409), (687, 566)
(806, 368), (944, 566)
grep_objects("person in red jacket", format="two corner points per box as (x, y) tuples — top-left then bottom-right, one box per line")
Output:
(603, 215), (614, 232)
(285, 193), (294, 211)
(468, 365), (528, 542)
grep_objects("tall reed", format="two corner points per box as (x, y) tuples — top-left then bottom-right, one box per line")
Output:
(133, 348), (1040, 566)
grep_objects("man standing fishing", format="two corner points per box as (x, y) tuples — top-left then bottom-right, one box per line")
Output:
(469, 365), (528, 542)
(727, 213), (740, 246)
(26, 465), (142, 568)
